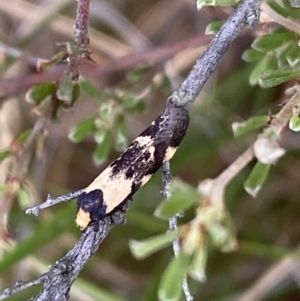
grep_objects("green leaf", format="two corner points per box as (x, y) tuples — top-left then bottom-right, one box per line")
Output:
(266, 0), (289, 17)
(72, 83), (80, 104)
(244, 162), (271, 197)
(251, 32), (295, 53)
(188, 243), (207, 282)
(232, 115), (269, 137)
(277, 43), (293, 69)
(205, 22), (224, 35)
(36, 51), (67, 72)
(242, 49), (265, 63)
(99, 103), (114, 121)
(129, 232), (177, 260)
(197, 0), (238, 9)
(56, 74), (73, 102)
(0, 149), (12, 163)
(17, 188), (32, 209)
(286, 43), (300, 67)
(79, 78), (105, 102)
(93, 130), (112, 165)
(154, 179), (199, 220)
(158, 252), (191, 301)
(25, 83), (56, 104)
(114, 118), (128, 152)
(258, 69), (300, 88)
(123, 94), (141, 110)
(68, 118), (95, 143)
(289, 110), (300, 132)
(16, 129), (32, 144)
(249, 55), (277, 86)
(94, 127), (108, 144)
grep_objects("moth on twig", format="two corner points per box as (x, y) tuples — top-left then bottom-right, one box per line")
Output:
(27, 99), (189, 230)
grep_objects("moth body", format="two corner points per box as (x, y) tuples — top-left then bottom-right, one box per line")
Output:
(76, 106), (189, 230)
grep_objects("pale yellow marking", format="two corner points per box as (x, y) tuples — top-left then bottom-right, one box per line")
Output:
(141, 174), (152, 186)
(164, 146), (177, 161)
(75, 208), (91, 230)
(83, 134), (170, 214)
(134, 135), (153, 146)
(85, 167), (133, 213)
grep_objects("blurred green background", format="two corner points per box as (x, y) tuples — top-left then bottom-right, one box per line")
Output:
(0, 0), (300, 300)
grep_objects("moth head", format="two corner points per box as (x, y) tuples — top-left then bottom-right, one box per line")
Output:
(76, 189), (107, 231)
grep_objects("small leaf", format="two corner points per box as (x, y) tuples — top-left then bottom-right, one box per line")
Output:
(114, 118), (128, 152)
(188, 242), (207, 282)
(79, 78), (105, 102)
(93, 130), (112, 165)
(205, 22), (224, 35)
(242, 49), (265, 63)
(99, 103), (114, 121)
(16, 129), (32, 144)
(36, 51), (67, 72)
(0, 149), (12, 163)
(68, 118), (95, 143)
(286, 43), (300, 67)
(155, 179), (199, 220)
(123, 94), (141, 110)
(244, 161), (271, 197)
(25, 83), (56, 104)
(232, 116), (269, 137)
(17, 188), (32, 209)
(266, 0), (289, 17)
(289, 114), (300, 131)
(158, 252), (191, 301)
(258, 69), (300, 88)
(56, 75), (73, 102)
(251, 32), (295, 53)
(94, 127), (107, 144)
(129, 232), (177, 260)
(249, 55), (277, 86)
(254, 137), (285, 164)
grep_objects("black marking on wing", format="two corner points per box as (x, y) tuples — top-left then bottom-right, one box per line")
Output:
(77, 189), (107, 221)
(77, 105), (189, 229)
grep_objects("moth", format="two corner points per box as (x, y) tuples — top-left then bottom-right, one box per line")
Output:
(76, 104), (189, 230)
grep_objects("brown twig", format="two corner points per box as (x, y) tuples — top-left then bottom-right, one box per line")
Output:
(0, 35), (213, 101)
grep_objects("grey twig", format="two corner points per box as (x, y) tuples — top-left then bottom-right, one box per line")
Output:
(0, 277), (45, 301)
(26, 190), (84, 216)
(0, 209), (126, 301)
(74, 0), (90, 47)
(30, 209), (126, 301)
(172, 0), (262, 109)
(0, 0), (262, 299)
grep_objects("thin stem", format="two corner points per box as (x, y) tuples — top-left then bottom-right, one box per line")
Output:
(26, 190), (84, 216)
(74, 0), (90, 47)
(162, 162), (194, 301)
(172, 0), (262, 109)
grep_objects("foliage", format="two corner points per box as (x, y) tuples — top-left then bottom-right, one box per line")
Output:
(1, 0), (300, 301)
